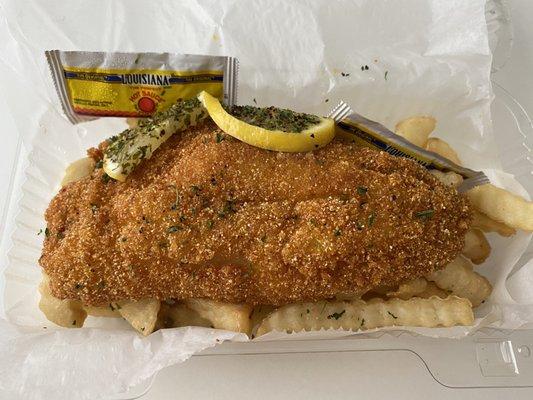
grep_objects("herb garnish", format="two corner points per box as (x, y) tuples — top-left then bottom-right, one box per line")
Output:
(357, 186), (368, 195)
(95, 160), (103, 169)
(415, 209), (435, 220)
(167, 225), (182, 233)
(101, 173), (111, 184)
(206, 220), (214, 229)
(341, 72), (350, 77)
(387, 311), (398, 319)
(218, 200), (237, 218)
(361, 65), (369, 71)
(37, 229), (43, 235)
(216, 132), (225, 143)
(226, 105), (320, 133)
(333, 228), (342, 237)
(191, 185), (201, 195)
(327, 310), (346, 320)
(384, 71), (389, 80)
(368, 212), (376, 226)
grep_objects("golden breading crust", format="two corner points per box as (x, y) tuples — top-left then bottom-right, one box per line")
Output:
(40, 121), (471, 306)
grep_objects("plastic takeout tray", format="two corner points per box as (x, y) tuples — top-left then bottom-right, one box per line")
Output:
(104, 82), (533, 399)
(0, 82), (530, 399)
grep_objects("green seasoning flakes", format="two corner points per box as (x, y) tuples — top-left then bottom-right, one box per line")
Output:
(357, 186), (368, 195)
(327, 310), (346, 320)
(333, 228), (342, 237)
(415, 209), (435, 220)
(368, 212), (376, 226)
(387, 311), (398, 319)
(206, 220), (214, 229)
(218, 200), (237, 218)
(167, 225), (182, 233)
(226, 104), (321, 133)
(215, 132), (225, 143)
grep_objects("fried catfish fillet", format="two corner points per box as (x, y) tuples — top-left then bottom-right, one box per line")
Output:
(40, 121), (471, 306)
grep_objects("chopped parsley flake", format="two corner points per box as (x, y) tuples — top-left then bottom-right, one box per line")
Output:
(167, 225), (182, 233)
(387, 311), (398, 319)
(333, 228), (342, 237)
(357, 186), (368, 195)
(415, 209), (435, 220)
(368, 212), (376, 226)
(327, 310), (346, 320)
(216, 132), (225, 143)
(227, 105), (320, 133)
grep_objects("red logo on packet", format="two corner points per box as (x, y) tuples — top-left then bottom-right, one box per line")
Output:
(138, 97), (156, 113)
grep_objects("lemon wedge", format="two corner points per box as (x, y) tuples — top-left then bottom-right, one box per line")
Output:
(103, 98), (207, 181)
(198, 91), (334, 152)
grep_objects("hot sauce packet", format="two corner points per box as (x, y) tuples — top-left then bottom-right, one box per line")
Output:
(329, 101), (489, 191)
(45, 50), (238, 124)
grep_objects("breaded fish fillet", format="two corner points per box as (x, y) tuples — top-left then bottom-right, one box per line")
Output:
(40, 121), (471, 306)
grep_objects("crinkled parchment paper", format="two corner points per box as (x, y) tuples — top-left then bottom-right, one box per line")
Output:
(0, 0), (531, 399)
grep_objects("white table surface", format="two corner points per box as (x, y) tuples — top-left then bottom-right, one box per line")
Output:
(1, 1), (532, 399)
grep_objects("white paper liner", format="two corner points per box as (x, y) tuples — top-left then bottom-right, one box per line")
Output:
(0, 0), (531, 399)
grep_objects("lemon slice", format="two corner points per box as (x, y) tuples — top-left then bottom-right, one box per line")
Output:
(198, 91), (334, 152)
(103, 98), (207, 181)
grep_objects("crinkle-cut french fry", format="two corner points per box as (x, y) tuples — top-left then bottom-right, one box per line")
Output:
(462, 229), (491, 264)
(39, 275), (87, 328)
(386, 278), (428, 300)
(472, 210), (516, 237)
(61, 157), (95, 186)
(117, 299), (160, 336)
(254, 296), (473, 337)
(156, 303), (212, 330)
(425, 138), (462, 165)
(426, 257), (492, 307)
(468, 184), (533, 231)
(429, 170), (463, 188)
(394, 116), (436, 148)
(185, 299), (252, 334)
(416, 282), (449, 299)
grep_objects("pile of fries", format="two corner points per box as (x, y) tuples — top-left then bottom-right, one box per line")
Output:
(40, 116), (533, 338)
